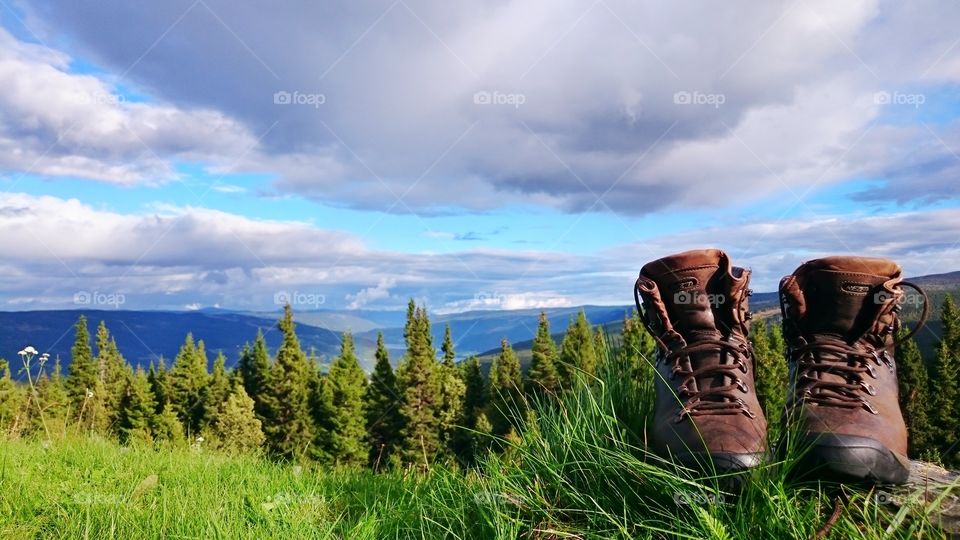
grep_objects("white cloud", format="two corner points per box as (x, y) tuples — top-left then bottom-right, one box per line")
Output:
(345, 278), (396, 309)
(1, 192), (960, 311)
(16, 0), (960, 213)
(0, 27), (255, 185)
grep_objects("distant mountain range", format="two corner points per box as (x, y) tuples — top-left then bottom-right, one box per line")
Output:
(2, 270), (957, 376)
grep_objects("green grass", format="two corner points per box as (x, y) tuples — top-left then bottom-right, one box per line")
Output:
(1, 349), (955, 539)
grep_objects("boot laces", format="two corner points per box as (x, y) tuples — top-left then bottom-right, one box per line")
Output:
(664, 338), (757, 422)
(790, 337), (886, 413)
(788, 280), (928, 414)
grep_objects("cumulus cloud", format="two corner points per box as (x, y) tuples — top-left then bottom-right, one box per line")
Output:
(345, 278), (396, 309)
(15, 0), (960, 213)
(0, 27), (256, 184)
(5, 192), (958, 312)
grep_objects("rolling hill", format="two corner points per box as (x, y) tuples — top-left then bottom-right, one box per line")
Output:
(1, 269), (956, 377)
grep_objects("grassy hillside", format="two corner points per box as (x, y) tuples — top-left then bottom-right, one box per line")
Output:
(1, 349), (954, 538)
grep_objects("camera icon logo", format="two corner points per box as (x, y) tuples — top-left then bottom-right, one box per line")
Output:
(873, 91), (891, 105)
(273, 91), (292, 105)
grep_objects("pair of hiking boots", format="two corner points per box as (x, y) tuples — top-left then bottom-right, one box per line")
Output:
(633, 249), (928, 484)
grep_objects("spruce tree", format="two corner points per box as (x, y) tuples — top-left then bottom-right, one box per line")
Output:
(593, 326), (608, 367)
(941, 294), (960, 353)
(896, 333), (935, 457)
(211, 382), (265, 454)
(455, 356), (488, 463)
(930, 338), (959, 458)
(168, 333), (210, 434)
(262, 305), (316, 460)
(558, 310), (597, 387)
(237, 329), (271, 422)
(201, 352), (231, 430)
(487, 339), (524, 439)
(66, 315), (103, 429)
(148, 356), (172, 412)
(750, 318), (787, 426)
(620, 310), (656, 380)
(35, 358), (69, 437)
(364, 332), (403, 469)
(437, 324), (466, 457)
(153, 402), (185, 445)
(118, 368), (157, 444)
(309, 366), (335, 464)
(526, 312), (560, 399)
(95, 321), (133, 432)
(326, 332), (368, 466)
(0, 358), (22, 434)
(397, 301), (441, 467)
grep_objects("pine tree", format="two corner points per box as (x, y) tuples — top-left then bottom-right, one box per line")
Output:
(526, 312), (560, 399)
(237, 329), (271, 423)
(364, 332), (403, 469)
(326, 332), (368, 466)
(309, 366), (335, 464)
(34, 358), (69, 437)
(487, 339), (524, 439)
(66, 315), (104, 430)
(896, 332), (934, 457)
(148, 356), (172, 412)
(941, 294), (960, 353)
(0, 358), (22, 434)
(593, 326), (608, 367)
(558, 310), (598, 387)
(397, 301), (441, 467)
(153, 402), (185, 445)
(95, 321), (133, 432)
(437, 324), (466, 457)
(168, 333), (210, 434)
(118, 368), (157, 444)
(211, 382), (265, 454)
(930, 338), (959, 458)
(262, 305), (316, 460)
(620, 310), (656, 380)
(201, 352), (231, 430)
(750, 318), (788, 426)
(454, 356), (488, 464)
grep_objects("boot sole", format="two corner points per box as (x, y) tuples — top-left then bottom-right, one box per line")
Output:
(675, 451), (764, 475)
(795, 432), (910, 485)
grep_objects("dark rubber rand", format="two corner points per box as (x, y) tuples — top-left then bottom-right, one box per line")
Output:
(795, 432), (910, 484)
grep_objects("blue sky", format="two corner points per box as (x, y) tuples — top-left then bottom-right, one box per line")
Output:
(1, 0), (960, 312)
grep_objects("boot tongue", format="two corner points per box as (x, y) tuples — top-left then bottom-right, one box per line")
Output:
(641, 249), (724, 339)
(791, 256), (901, 340)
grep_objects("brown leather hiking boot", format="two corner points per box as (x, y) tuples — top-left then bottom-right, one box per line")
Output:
(779, 256), (929, 484)
(634, 249), (767, 474)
